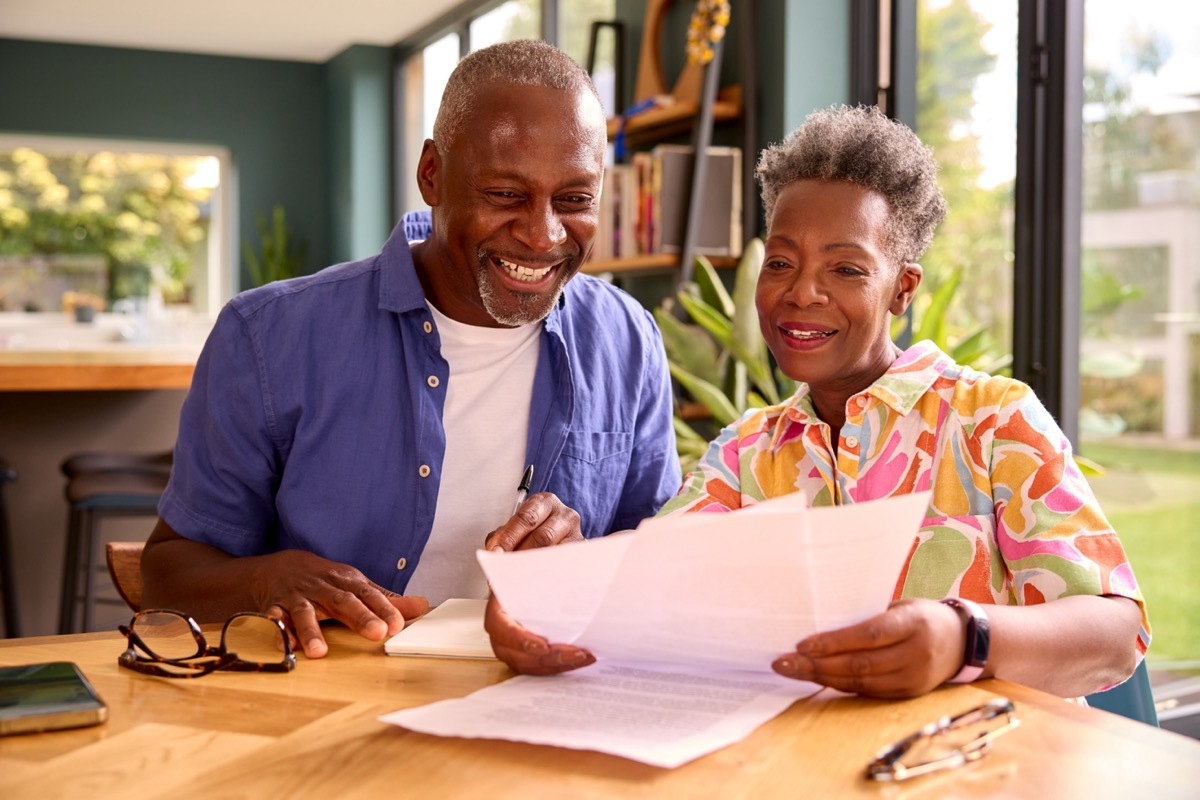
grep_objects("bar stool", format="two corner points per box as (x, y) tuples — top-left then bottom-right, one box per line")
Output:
(0, 457), (19, 638)
(58, 451), (171, 634)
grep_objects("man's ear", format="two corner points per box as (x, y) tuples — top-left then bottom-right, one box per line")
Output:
(416, 139), (441, 206)
(889, 262), (923, 316)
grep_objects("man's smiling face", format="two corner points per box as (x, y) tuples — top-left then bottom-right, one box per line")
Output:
(417, 82), (606, 327)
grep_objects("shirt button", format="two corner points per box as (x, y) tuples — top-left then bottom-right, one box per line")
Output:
(845, 436), (860, 448)
(396, 557), (407, 570)
(854, 396), (866, 408)
(423, 321), (433, 334)
(418, 464), (431, 477)
(427, 375), (440, 388)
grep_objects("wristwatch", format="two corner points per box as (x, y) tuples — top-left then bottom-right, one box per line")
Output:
(940, 598), (990, 683)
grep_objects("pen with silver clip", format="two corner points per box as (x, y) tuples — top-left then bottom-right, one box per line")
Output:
(511, 464), (534, 516)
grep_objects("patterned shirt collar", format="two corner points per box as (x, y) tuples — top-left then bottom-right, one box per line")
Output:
(771, 340), (955, 449)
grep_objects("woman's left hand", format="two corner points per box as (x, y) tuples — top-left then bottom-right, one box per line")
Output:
(771, 598), (966, 698)
(484, 594), (595, 675)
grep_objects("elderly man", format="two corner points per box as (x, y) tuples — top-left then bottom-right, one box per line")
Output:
(142, 40), (680, 658)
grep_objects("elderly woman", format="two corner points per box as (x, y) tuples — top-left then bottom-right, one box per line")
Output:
(489, 105), (1149, 699)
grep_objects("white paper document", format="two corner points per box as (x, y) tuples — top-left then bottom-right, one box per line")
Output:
(380, 491), (931, 768)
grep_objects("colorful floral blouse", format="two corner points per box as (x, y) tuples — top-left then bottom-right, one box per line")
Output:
(660, 341), (1150, 656)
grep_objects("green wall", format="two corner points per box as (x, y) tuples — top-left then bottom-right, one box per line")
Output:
(325, 45), (394, 262)
(0, 37), (331, 290)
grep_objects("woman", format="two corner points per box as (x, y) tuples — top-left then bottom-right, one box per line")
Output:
(488, 105), (1148, 699)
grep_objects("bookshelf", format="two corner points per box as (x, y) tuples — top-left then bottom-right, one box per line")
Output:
(604, 86), (742, 144)
(588, 0), (755, 287)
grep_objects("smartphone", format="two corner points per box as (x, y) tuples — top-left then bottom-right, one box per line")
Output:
(0, 662), (108, 735)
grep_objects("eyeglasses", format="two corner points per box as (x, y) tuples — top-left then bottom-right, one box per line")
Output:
(118, 609), (296, 678)
(865, 697), (1020, 782)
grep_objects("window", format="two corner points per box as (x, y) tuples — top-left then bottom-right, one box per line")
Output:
(1077, 0), (1200, 671)
(395, 0), (617, 216)
(470, 0), (540, 50)
(913, 0), (1017, 371)
(898, 0), (1200, 680)
(0, 134), (231, 321)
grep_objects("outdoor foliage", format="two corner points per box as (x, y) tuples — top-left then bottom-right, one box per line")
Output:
(0, 146), (212, 305)
(914, 0), (1013, 363)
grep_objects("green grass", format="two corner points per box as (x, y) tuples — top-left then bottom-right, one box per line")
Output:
(1106, 502), (1200, 664)
(1081, 440), (1200, 665)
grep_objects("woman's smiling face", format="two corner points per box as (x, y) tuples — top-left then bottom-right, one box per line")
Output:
(756, 179), (922, 412)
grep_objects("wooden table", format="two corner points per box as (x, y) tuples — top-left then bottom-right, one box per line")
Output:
(2, 628), (1198, 799)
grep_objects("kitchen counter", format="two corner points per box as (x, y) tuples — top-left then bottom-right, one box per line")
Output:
(0, 311), (208, 391)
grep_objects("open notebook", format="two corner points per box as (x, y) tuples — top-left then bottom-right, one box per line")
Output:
(383, 598), (495, 659)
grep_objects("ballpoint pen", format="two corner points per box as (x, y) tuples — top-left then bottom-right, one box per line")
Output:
(511, 464), (534, 516)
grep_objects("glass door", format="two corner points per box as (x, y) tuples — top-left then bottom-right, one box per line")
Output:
(1077, 0), (1200, 682)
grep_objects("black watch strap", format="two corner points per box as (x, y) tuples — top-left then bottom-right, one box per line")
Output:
(941, 598), (990, 683)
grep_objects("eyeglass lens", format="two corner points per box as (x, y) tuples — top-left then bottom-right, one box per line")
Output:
(903, 709), (1007, 766)
(221, 613), (290, 665)
(132, 610), (204, 660)
(868, 699), (1018, 781)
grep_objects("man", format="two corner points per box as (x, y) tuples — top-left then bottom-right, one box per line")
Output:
(142, 40), (680, 659)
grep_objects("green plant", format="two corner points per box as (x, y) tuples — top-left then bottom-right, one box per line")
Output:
(892, 266), (1012, 376)
(655, 240), (796, 473)
(242, 205), (306, 287)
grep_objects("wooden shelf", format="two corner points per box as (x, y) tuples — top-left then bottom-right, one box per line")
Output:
(606, 86), (742, 146)
(584, 253), (738, 276)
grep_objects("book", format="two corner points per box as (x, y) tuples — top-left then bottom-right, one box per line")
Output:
(652, 144), (742, 257)
(383, 598), (495, 659)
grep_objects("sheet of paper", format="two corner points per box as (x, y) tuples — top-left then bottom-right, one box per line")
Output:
(477, 490), (931, 670)
(470, 531), (635, 644)
(383, 492), (932, 768)
(379, 661), (821, 769)
(383, 598), (495, 659)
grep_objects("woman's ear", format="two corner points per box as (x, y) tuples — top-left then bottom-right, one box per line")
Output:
(416, 139), (441, 206)
(890, 262), (923, 316)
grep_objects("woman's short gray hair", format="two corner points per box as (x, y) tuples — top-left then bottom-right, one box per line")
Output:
(432, 39), (603, 152)
(755, 104), (947, 264)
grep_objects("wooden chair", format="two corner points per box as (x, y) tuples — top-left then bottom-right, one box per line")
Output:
(104, 541), (145, 613)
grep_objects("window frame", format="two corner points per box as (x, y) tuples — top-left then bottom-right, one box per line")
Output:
(858, 0), (1083, 441)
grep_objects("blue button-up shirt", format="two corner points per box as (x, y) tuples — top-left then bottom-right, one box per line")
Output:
(159, 224), (681, 593)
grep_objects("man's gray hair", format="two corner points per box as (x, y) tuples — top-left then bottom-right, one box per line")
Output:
(755, 104), (948, 264)
(432, 39), (603, 151)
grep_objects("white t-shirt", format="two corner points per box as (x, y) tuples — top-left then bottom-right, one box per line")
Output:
(402, 303), (540, 605)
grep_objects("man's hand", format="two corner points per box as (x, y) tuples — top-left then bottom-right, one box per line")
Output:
(771, 598), (964, 698)
(142, 521), (430, 660)
(483, 492), (584, 552)
(483, 594), (594, 675)
(250, 550), (429, 659)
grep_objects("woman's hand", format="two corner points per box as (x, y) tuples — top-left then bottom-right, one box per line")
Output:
(483, 594), (595, 675)
(771, 598), (964, 698)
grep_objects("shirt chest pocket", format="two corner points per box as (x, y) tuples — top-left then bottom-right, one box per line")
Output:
(553, 430), (635, 536)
